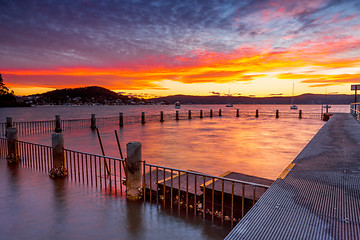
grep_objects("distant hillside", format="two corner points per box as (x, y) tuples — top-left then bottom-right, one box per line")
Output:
(151, 93), (354, 105)
(27, 86), (132, 105)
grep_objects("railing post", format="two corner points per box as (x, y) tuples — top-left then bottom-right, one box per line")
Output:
(55, 115), (62, 133)
(276, 110), (279, 118)
(119, 112), (124, 127)
(176, 111), (179, 121)
(256, 109), (259, 118)
(299, 110), (302, 119)
(126, 141), (142, 200)
(6, 127), (20, 164)
(50, 133), (67, 178)
(219, 109), (222, 117)
(141, 112), (146, 125)
(160, 111), (164, 122)
(188, 110), (192, 119)
(200, 110), (203, 118)
(236, 109), (239, 117)
(210, 109), (213, 118)
(91, 114), (96, 130)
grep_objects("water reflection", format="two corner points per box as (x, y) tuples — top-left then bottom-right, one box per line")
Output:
(52, 178), (67, 231)
(126, 200), (144, 238)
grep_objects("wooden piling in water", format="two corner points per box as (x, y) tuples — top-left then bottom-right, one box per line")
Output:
(236, 109), (239, 117)
(126, 141), (142, 200)
(6, 117), (12, 128)
(6, 127), (20, 164)
(176, 111), (179, 121)
(91, 114), (96, 130)
(160, 111), (164, 122)
(210, 109), (213, 118)
(219, 109), (222, 117)
(276, 110), (279, 118)
(55, 115), (62, 133)
(299, 110), (302, 119)
(256, 109), (259, 118)
(49, 133), (67, 177)
(141, 112), (146, 125)
(119, 112), (124, 127)
(188, 110), (192, 119)
(200, 110), (203, 118)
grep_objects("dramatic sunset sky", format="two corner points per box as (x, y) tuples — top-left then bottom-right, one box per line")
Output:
(1, 0), (360, 97)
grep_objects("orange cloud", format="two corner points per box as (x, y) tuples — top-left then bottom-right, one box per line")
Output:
(2, 35), (360, 95)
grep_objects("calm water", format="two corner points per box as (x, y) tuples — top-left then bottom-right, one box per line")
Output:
(5, 104), (348, 179)
(0, 104), (349, 239)
(0, 161), (229, 240)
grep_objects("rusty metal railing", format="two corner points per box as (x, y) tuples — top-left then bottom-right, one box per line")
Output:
(142, 162), (270, 228)
(350, 103), (360, 121)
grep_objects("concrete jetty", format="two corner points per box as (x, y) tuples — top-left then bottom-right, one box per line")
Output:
(226, 113), (360, 239)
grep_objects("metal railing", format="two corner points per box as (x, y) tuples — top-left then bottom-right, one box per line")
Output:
(0, 137), (270, 228)
(142, 163), (269, 228)
(350, 103), (360, 121)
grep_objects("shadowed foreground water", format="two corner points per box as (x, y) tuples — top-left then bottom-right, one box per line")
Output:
(0, 160), (230, 240)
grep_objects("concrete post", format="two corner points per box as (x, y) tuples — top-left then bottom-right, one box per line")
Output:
(210, 109), (213, 118)
(299, 110), (302, 119)
(200, 110), (203, 118)
(236, 109), (239, 117)
(55, 115), (62, 133)
(119, 112), (124, 127)
(176, 111), (179, 121)
(256, 109), (259, 118)
(188, 110), (192, 119)
(141, 112), (146, 125)
(91, 114), (96, 130)
(126, 141), (142, 200)
(219, 109), (222, 117)
(6, 127), (20, 164)
(50, 133), (67, 178)
(276, 110), (279, 118)
(160, 111), (164, 122)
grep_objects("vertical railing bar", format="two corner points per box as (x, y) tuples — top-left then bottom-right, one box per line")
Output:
(194, 175), (197, 217)
(81, 153), (85, 184)
(186, 172), (189, 217)
(90, 155), (94, 186)
(203, 176), (206, 220)
(119, 160), (122, 194)
(242, 183), (245, 218)
(212, 177), (215, 223)
(77, 152), (81, 182)
(143, 161), (146, 202)
(178, 170), (181, 213)
(221, 180), (224, 226)
(85, 154), (89, 185)
(156, 167), (159, 205)
(114, 159), (117, 195)
(149, 165), (152, 203)
(99, 156), (102, 189)
(253, 186), (256, 206)
(171, 169), (173, 210)
(163, 169), (166, 208)
(231, 182), (234, 228)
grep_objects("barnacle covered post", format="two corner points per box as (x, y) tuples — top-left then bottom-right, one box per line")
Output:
(49, 133), (67, 178)
(126, 141), (142, 200)
(6, 127), (20, 164)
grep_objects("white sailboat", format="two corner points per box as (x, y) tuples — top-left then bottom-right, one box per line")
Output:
(226, 90), (233, 107)
(290, 82), (298, 110)
(174, 101), (181, 109)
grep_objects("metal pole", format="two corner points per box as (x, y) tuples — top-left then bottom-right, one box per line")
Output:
(95, 128), (110, 175)
(160, 111), (164, 122)
(141, 112), (146, 125)
(119, 112), (124, 127)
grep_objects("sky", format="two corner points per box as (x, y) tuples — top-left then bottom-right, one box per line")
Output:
(1, 0), (360, 98)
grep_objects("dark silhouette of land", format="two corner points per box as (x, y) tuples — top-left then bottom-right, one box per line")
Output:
(14, 85), (355, 106)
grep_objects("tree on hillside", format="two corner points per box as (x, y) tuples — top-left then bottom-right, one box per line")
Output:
(0, 74), (18, 107)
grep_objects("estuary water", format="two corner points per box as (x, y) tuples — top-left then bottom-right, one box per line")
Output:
(0, 104), (349, 239)
(1, 104), (349, 179)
